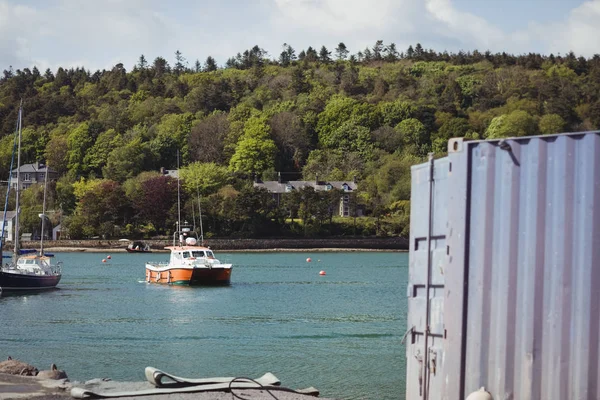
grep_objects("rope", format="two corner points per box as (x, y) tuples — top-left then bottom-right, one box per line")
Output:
(229, 377), (280, 400)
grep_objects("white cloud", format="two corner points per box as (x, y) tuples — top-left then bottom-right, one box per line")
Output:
(1, 0), (600, 72)
(529, 0), (600, 56)
(272, 0), (415, 35)
(424, 0), (505, 50)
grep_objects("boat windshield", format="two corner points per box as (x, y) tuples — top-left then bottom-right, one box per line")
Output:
(191, 251), (206, 258)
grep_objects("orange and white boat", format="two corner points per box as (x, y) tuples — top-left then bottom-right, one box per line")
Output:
(145, 233), (232, 286)
(146, 152), (232, 286)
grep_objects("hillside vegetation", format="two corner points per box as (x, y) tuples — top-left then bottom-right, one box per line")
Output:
(1, 42), (598, 239)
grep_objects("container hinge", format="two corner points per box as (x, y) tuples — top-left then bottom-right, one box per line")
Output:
(401, 326), (414, 344)
(429, 348), (437, 375)
(414, 350), (423, 396)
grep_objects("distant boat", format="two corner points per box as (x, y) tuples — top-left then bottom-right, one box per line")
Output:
(144, 152), (232, 286)
(126, 241), (152, 253)
(0, 103), (62, 291)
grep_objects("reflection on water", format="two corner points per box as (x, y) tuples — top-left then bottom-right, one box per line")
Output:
(0, 251), (408, 400)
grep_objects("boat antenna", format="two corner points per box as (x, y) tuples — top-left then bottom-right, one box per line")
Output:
(176, 150), (182, 246)
(196, 184), (204, 246)
(191, 194), (196, 233)
(0, 102), (21, 253)
(13, 101), (23, 260)
(39, 160), (49, 256)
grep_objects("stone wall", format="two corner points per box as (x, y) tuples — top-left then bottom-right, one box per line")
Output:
(6, 237), (408, 251)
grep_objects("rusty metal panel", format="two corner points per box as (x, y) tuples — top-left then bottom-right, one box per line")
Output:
(408, 131), (600, 400)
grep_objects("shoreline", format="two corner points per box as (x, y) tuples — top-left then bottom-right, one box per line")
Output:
(5, 237), (409, 253)
(41, 247), (408, 253)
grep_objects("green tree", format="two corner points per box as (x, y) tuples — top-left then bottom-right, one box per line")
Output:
(394, 118), (430, 155)
(103, 138), (146, 182)
(320, 120), (374, 159)
(486, 110), (538, 138)
(539, 113), (566, 134)
(228, 116), (277, 174)
(180, 162), (230, 195)
(83, 129), (122, 175)
(204, 56), (218, 72)
(335, 43), (349, 60)
(67, 122), (96, 175)
(437, 118), (471, 140)
(319, 46), (332, 63)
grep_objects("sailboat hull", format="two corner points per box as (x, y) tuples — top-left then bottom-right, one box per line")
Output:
(0, 271), (61, 291)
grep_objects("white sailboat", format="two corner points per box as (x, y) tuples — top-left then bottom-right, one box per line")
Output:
(0, 103), (62, 291)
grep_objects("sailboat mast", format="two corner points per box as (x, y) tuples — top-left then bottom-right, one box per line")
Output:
(176, 150), (182, 246)
(39, 161), (49, 256)
(197, 185), (204, 246)
(13, 104), (22, 258)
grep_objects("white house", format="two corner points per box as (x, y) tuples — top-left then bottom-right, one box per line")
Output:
(0, 211), (17, 242)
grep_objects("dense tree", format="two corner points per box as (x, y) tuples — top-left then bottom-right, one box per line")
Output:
(319, 46), (332, 63)
(539, 113), (566, 134)
(486, 110), (538, 138)
(174, 50), (186, 75)
(1, 43), (600, 238)
(228, 116), (277, 174)
(204, 56), (218, 72)
(179, 162), (230, 195)
(335, 43), (349, 60)
(188, 111), (230, 164)
(279, 43), (297, 67)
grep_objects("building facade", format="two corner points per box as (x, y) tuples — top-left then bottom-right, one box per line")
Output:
(10, 162), (59, 190)
(253, 174), (360, 217)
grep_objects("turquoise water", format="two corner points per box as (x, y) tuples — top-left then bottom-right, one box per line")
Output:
(0, 251), (408, 400)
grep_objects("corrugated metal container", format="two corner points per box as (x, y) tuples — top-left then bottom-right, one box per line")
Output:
(407, 131), (600, 400)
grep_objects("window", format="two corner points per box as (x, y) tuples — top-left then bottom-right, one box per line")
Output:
(182, 252), (190, 258)
(24, 173), (31, 181)
(326, 184), (332, 191)
(344, 195), (350, 202)
(192, 251), (206, 258)
(285, 184), (293, 192)
(342, 183), (350, 191)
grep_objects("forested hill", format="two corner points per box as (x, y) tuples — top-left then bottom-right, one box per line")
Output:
(0, 42), (598, 239)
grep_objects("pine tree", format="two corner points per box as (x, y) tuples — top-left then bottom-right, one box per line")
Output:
(335, 42), (349, 60)
(204, 56), (218, 72)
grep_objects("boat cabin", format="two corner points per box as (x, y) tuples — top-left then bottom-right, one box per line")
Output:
(170, 248), (215, 263)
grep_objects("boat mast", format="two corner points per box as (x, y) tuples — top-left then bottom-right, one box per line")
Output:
(176, 150), (182, 246)
(0, 103), (20, 253)
(197, 185), (204, 246)
(13, 103), (22, 259)
(39, 161), (49, 256)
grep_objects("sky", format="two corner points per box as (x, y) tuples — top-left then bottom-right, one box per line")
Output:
(0, 0), (599, 73)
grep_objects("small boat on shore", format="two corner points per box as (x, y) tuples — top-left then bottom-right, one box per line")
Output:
(126, 241), (152, 253)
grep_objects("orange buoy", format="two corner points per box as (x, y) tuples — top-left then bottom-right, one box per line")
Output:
(107, 255), (112, 259)
(319, 270), (326, 275)
(102, 259), (107, 263)
(306, 258), (312, 263)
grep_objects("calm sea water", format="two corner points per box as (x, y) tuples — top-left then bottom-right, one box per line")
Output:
(0, 251), (408, 400)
